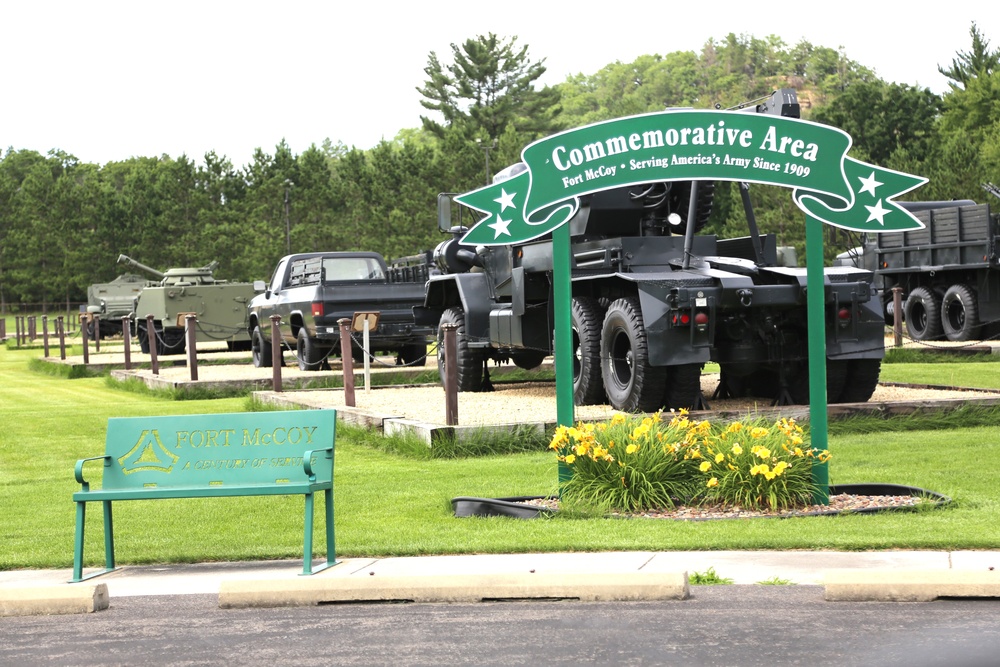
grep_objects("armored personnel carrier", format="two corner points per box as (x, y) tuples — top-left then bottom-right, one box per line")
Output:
(118, 254), (256, 355)
(85, 273), (150, 339)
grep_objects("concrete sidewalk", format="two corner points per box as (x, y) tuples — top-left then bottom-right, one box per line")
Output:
(3, 550), (1000, 615)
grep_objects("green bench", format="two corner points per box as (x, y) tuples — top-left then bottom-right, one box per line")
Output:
(72, 409), (336, 583)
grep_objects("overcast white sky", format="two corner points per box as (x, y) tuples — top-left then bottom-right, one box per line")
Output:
(1, 1), (992, 168)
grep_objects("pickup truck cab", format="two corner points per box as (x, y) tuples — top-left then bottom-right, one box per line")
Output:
(248, 251), (434, 370)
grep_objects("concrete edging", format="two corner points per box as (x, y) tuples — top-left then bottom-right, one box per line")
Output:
(218, 571), (690, 608)
(824, 569), (1000, 601)
(0, 584), (109, 617)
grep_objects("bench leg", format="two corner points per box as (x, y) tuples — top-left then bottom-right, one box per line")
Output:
(300, 490), (336, 576)
(323, 487), (335, 569)
(70, 500), (117, 584)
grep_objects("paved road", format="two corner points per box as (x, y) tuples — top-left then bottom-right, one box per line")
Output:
(3, 586), (1000, 666)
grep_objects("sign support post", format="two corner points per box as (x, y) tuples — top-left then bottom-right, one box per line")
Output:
(553, 223), (575, 486)
(806, 215), (830, 504)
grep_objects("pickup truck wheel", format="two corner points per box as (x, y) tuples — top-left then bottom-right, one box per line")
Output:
(600, 296), (667, 412)
(571, 296), (606, 405)
(297, 329), (326, 371)
(942, 284), (981, 341)
(836, 359), (881, 403)
(663, 363), (702, 410)
(437, 307), (485, 391)
(904, 286), (943, 341)
(252, 326), (272, 368)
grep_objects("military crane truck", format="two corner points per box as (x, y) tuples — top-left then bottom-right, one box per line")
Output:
(835, 184), (1000, 343)
(415, 92), (885, 413)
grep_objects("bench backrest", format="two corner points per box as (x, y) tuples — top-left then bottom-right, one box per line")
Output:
(100, 409), (335, 491)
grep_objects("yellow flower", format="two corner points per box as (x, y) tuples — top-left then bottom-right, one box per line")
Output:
(750, 427), (770, 439)
(699, 461), (712, 472)
(707, 477), (719, 488)
(754, 446), (771, 460)
(610, 413), (626, 426)
(564, 454), (576, 464)
(626, 443), (638, 455)
(727, 421), (744, 433)
(715, 453), (725, 464)
(773, 461), (789, 476)
(731, 443), (743, 455)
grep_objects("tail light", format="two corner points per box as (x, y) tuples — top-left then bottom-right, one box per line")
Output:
(311, 302), (324, 317)
(837, 307), (851, 328)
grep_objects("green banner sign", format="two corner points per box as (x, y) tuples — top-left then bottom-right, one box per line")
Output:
(458, 109), (927, 245)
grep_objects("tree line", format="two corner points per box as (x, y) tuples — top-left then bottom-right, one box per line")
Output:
(2, 24), (998, 311)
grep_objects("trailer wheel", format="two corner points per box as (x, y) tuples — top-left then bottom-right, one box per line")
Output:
(904, 286), (943, 341)
(836, 359), (881, 403)
(942, 284), (981, 341)
(251, 326), (272, 368)
(571, 296), (606, 405)
(600, 297), (667, 412)
(296, 329), (326, 371)
(437, 307), (485, 391)
(663, 363), (703, 410)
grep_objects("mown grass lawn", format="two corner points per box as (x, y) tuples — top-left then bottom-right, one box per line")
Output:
(3, 342), (1000, 570)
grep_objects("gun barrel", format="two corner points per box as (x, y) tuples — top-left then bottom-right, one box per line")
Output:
(117, 254), (166, 280)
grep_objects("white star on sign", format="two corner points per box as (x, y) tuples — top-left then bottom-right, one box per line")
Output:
(494, 188), (516, 212)
(865, 199), (891, 226)
(858, 172), (883, 197)
(489, 216), (512, 238)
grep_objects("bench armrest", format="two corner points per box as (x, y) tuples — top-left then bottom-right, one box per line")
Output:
(302, 447), (333, 481)
(74, 455), (112, 489)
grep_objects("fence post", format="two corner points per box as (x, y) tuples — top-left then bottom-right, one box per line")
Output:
(892, 286), (903, 348)
(185, 314), (198, 381)
(28, 316), (36, 341)
(0, 316), (5, 339)
(42, 316), (49, 357)
(146, 314), (159, 375)
(15, 316), (21, 347)
(79, 315), (90, 366)
(58, 317), (66, 360)
(338, 318), (355, 408)
(122, 316), (132, 370)
(443, 322), (458, 426)
(92, 315), (100, 353)
(269, 315), (282, 392)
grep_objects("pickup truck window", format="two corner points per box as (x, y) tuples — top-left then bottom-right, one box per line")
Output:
(322, 257), (385, 282)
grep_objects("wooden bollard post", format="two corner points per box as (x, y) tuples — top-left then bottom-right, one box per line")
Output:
(185, 314), (198, 381)
(338, 318), (356, 408)
(122, 316), (132, 370)
(269, 315), (282, 392)
(146, 314), (159, 375)
(42, 316), (49, 357)
(0, 315), (5, 340)
(15, 316), (21, 347)
(443, 322), (458, 426)
(92, 315), (100, 352)
(892, 286), (903, 348)
(79, 315), (90, 366)
(58, 317), (66, 360)
(28, 316), (36, 341)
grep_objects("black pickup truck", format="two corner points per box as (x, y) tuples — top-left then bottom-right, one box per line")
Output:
(247, 251), (435, 370)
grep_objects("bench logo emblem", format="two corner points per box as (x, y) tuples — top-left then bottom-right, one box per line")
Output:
(117, 429), (179, 474)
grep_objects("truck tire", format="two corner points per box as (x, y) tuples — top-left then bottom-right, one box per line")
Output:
(663, 363), (702, 410)
(251, 326), (272, 368)
(942, 284), (981, 342)
(784, 359), (849, 404)
(397, 342), (428, 366)
(904, 286), (943, 341)
(296, 329), (326, 371)
(835, 359), (881, 403)
(600, 296), (667, 413)
(571, 296), (606, 406)
(437, 307), (485, 391)
(510, 349), (547, 370)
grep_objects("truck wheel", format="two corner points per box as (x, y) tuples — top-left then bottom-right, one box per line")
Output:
(600, 296), (667, 412)
(571, 296), (606, 405)
(942, 284), (981, 341)
(437, 307), (485, 391)
(904, 286), (943, 341)
(785, 359), (849, 404)
(296, 329), (326, 371)
(397, 342), (428, 366)
(663, 363), (702, 410)
(510, 349), (547, 370)
(251, 326), (272, 368)
(836, 359), (881, 403)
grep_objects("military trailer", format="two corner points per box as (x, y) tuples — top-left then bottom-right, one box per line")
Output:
(416, 90), (885, 412)
(85, 273), (149, 339)
(118, 254), (256, 355)
(836, 184), (1000, 342)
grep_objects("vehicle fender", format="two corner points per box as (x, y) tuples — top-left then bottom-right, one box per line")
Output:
(421, 273), (492, 340)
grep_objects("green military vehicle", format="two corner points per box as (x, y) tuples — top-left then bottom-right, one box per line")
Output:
(118, 254), (256, 355)
(85, 273), (150, 339)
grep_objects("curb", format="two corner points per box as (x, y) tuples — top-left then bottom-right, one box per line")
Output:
(218, 571), (690, 608)
(0, 583), (109, 617)
(824, 569), (1000, 601)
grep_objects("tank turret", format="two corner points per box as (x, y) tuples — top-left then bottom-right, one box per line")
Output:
(117, 254), (220, 286)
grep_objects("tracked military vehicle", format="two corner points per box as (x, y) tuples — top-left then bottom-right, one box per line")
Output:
(416, 90), (885, 412)
(85, 273), (150, 339)
(118, 254), (256, 355)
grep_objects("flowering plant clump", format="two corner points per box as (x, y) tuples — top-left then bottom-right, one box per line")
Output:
(549, 410), (829, 512)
